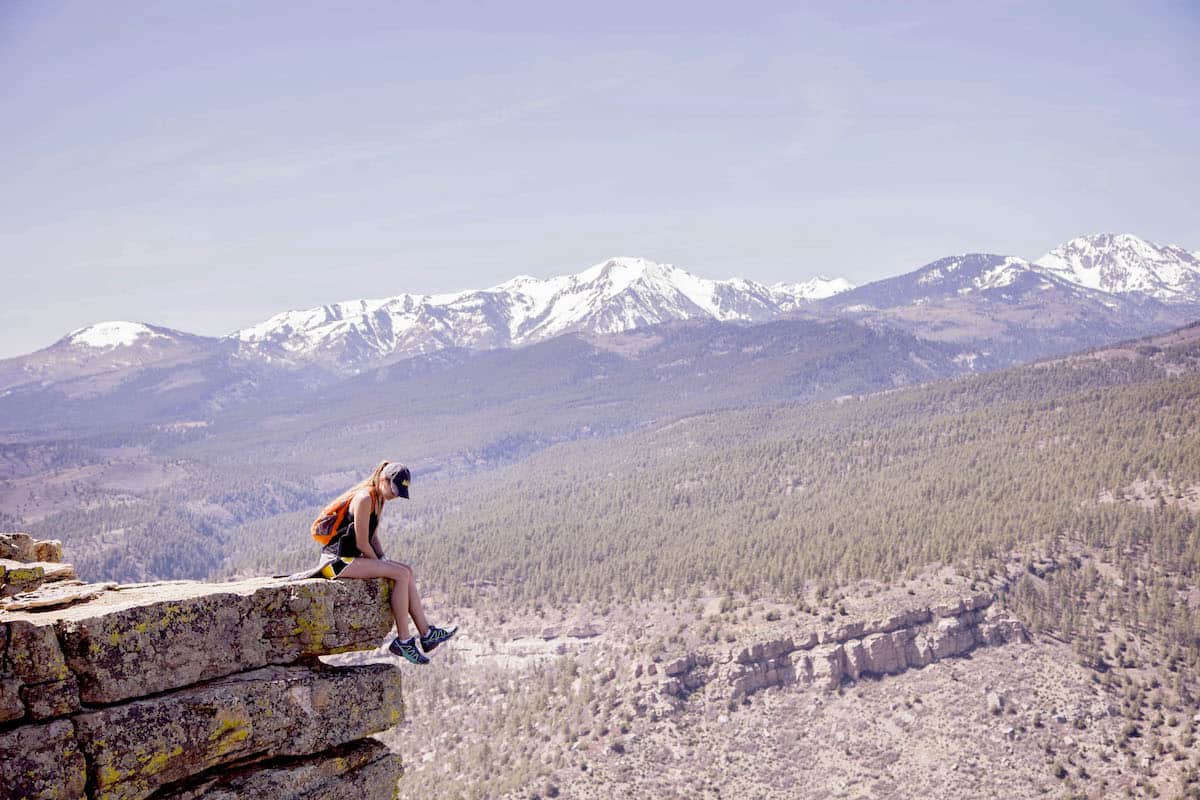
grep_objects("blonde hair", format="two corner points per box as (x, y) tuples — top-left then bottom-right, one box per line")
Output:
(334, 460), (391, 516)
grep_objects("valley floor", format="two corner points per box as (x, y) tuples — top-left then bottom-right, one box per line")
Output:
(370, 568), (1200, 800)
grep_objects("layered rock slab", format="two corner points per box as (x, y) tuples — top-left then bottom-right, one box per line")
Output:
(0, 718), (87, 800)
(158, 738), (403, 800)
(0, 573), (405, 800)
(73, 663), (403, 800)
(2, 576), (393, 707)
(663, 591), (1030, 702)
(0, 617), (77, 724)
(0, 532), (62, 564)
(0, 533), (69, 599)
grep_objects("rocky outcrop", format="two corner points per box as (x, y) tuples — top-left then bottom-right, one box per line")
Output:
(0, 534), (404, 800)
(158, 738), (400, 800)
(1, 533), (75, 599)
(0, 533), (63, 564)
(658, 590), (1027, 702)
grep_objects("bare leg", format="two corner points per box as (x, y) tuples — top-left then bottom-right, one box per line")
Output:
(379, 558), (430, 635)
(403, 564), (430, 634)
(337, 559), (426, 639)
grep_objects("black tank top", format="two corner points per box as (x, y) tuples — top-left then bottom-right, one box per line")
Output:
(327, 501), (380, 558)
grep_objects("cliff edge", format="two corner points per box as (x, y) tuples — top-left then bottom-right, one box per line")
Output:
(0, 533), (404, 800)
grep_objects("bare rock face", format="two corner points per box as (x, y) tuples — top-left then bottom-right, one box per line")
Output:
(654, 589), (1028, 703)
(808, 644), (846, 690)
(0, 533), (62, 564)
(0, 533), (74, 600)
(862, 632), (905, 676)
(0, 718), (87, 800)
(843, 639), (867, 681)
(1, 578), (394, 716)
(74, 664), (402, 800)
(0, 618), (76, 724)
(158, 739), (402, 800)
(931, 615), (976, 659)
(53, 577), (394, 704)
(0, 559), (77, 598)
(0, 568), (405, 800)
(1, 581), (113, 612)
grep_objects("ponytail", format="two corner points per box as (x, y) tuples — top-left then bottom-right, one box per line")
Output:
(334, 460), (389, 514)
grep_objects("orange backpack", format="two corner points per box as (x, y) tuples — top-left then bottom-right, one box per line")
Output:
(311, 487), (379, 546)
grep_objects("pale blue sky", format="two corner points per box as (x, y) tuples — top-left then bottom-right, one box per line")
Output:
(1, 1), (1197, 357)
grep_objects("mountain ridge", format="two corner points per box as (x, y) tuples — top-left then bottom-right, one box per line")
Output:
(3, 233), (1197, 400)
(1034, 232), (1200, 301)
(229, 256), (854, 370)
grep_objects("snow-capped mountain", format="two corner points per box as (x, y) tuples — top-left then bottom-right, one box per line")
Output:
(820, 240), (1200, 368)
(826, 235), (1200, 313)
(0, 322), (229, 393)
(769, 276), (855, 311)
(66, 321), (172, 349)
(1034, 233), (1200, 302)
(6, 234), (1197, 397)
(824, 253), (1060, 310)
(0, 319), (326, 428)
(233, 257), (854, 369)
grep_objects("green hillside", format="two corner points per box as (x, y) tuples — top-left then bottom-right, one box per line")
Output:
(15, 322), (1200, 679)
(11, 316), (966, 581)
(237, 328), (1200, 672)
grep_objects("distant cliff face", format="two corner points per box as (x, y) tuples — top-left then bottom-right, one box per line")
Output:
(653, 590), (1027, 706)
(0, 533), (404, 800)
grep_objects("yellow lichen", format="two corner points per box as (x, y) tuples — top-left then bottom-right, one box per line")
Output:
(208, 715), (252, 757)
(8, 566), (43, 582)
(158, 603), (200, 630)
(138, 745), (183, 775)
(97, 764), (125, 786)
(290, 600), (332, 644)
(209, 716), (247, 739)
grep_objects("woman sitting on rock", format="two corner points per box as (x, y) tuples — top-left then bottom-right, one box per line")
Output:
(310, 460), (456, 665)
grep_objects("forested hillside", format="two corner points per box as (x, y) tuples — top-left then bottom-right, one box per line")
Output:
(9, 303), (1200, 800)
(6, 316), (970, 580)
(214, 325), (1200, 675)
(11, 323), (1200, 682)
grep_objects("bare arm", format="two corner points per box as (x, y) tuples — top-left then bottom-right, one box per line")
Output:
(351, 492), (379, 559)
(369, 530), (386, 560)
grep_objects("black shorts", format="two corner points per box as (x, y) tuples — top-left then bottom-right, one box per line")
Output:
(318, 556), (355, 579)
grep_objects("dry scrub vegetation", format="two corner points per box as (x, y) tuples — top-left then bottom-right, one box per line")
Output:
(11, 325), (1200, 797)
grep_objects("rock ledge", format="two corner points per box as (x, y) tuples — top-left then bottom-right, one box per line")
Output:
(0, 533), (403, 800)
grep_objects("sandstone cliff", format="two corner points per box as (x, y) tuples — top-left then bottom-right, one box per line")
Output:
(653, 589), (1028, 705)
(0, 533), (404, 800)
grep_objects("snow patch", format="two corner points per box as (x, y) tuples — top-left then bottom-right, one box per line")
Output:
(68, 322), (167, 349)
(952, 352), (980, 368)
(770, 276), (854, 301)
(231, 256), (855, 365)
(1034, 233), (1200, 301)
(973, 257), (1030, 292)
(918, 268), (944, 285)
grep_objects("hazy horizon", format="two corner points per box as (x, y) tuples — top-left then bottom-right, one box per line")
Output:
(2, 1), (1197, 358)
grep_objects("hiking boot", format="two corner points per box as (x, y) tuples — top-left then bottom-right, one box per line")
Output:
(420, 624), (459, 653)
(388, 636), (430, 665)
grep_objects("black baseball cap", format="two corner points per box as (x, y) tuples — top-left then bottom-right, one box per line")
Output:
(383, 463), (411, 499)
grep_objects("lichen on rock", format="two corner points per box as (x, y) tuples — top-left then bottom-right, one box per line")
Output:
(0, 537), (405, 800)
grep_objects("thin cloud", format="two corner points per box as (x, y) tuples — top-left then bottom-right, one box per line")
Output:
(184, 94), (565, 189)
